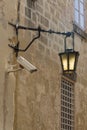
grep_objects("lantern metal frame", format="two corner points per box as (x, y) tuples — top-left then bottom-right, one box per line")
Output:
(59, 50), (79, 73)
(59, 32), (79, 74)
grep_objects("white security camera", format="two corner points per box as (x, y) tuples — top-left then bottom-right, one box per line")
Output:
(17, 56), (37, 73)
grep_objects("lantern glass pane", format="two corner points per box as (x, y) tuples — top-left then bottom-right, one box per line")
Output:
(69, 53), (75, 70)
(61, 54), (68, 71)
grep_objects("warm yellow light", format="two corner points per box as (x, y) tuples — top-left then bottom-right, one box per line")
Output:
(69, 54), (75, 70)
(59, 51), (79, 73)
(61, 54), (68, 71)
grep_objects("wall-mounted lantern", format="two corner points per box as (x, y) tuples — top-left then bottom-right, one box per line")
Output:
(59, 33), (79, 74)
(8, 22), (79, 74)
(59, 49), (79, 73)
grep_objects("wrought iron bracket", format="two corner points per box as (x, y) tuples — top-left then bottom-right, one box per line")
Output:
(8, 22), (74, 56)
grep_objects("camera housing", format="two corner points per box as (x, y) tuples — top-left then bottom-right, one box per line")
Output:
(17, 56), (37, 73)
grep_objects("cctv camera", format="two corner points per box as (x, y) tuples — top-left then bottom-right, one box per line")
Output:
(17, 56), (37, 73)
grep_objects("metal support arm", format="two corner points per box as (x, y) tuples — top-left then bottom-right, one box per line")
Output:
(8, 22), (74, 55)
(8, 27), (41, 52)
(8, 22), (72, 36)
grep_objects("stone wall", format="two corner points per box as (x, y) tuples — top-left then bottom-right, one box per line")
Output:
(0, 0), (18, 130)
(0, 0), (87, 130)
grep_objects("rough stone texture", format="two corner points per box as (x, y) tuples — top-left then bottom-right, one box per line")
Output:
(0, 0), (87, 130)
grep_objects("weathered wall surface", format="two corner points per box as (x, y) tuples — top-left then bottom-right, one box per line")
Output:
(75, 37), (87, 129)
(0, 0), (87, 130)
(0, 0), (18, 130)
(13, 1), (61, 130)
